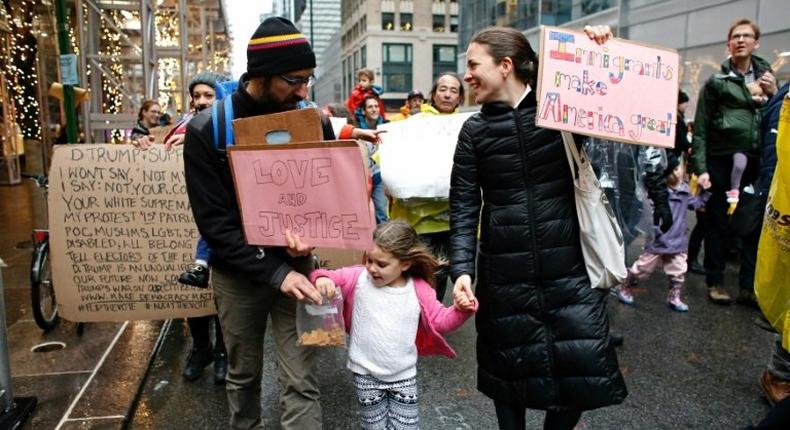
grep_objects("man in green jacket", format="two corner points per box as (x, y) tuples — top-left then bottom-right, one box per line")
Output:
(691, 18), (778, 305)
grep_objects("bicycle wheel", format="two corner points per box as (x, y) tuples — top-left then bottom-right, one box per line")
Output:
(31, 241), (59, 331)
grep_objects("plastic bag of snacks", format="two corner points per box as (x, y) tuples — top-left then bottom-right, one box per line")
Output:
(296, 289), (346, 347)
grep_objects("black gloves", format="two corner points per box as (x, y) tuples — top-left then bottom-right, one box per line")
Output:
(653, 202), (673, 233)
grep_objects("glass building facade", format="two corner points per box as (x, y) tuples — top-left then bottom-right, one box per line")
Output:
(459, 0), (613, 51)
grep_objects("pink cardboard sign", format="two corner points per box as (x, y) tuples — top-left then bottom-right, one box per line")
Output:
(536, 26), (679, 148)
(228, 141), (374, 250)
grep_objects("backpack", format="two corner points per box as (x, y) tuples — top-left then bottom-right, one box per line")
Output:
(210, 82), (316, 161)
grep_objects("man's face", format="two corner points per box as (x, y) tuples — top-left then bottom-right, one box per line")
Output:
(191, 83), (217, 112)
(364, 98), (380, 122)
(251, 67), (313, 111)
(433, 74), (462, 113)
(727, 24), (759, 61)
(143, 104), (161, 127)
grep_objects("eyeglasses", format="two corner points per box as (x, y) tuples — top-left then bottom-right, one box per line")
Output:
(279, 73), (316, 88)
(730, 33), (756, 41)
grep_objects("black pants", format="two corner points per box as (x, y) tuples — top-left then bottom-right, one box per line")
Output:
(688, 210), (709, 264)
(702, 154), (758, 288)
(187, 315), (225, 353)
(494, 400), (582, 430)
(420, 230), (451, 301)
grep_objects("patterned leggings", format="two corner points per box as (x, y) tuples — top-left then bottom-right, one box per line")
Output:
(353, 373), (419, 429)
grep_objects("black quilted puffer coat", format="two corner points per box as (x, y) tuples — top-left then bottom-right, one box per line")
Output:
(449, 90), (627, 411)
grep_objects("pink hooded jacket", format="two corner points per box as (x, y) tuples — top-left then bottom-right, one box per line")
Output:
(309, 265), (477, 358)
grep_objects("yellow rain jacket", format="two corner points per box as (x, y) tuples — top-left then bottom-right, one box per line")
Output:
(756, 94), (790, 350)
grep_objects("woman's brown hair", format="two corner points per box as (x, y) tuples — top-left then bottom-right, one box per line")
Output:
(138, 100), (160, 121)
(470, 26), (539, 87)
(372, 220), (441, 288)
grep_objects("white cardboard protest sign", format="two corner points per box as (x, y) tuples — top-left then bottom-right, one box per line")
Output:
(379, 112), (475, 199)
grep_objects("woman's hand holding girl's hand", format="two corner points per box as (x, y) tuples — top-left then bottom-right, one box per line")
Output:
(452, 274), (476, 312)
(315, 277), (337, 300)
(583, 25), (613, 45)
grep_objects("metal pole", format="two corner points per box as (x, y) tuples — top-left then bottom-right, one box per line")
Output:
(55, 0), (78, 143)
(309, 0), (315, 100)
(0, 258), (37, 427)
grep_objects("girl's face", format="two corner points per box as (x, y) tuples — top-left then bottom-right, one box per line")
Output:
(667, 163), (684, 187)
(464, 42), (505, 104)
(365, 245), (411, 287)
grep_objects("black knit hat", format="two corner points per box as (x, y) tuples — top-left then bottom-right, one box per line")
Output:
(664, 152), (681, 178)
(678, 90), (689, 104)
(188, 71), (229, 95)
(247, 17), (316, 77)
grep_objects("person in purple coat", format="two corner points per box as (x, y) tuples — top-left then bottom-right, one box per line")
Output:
(614, 153), (712, 311)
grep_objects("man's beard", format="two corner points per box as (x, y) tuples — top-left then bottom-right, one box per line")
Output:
(250, 78), (303, 112)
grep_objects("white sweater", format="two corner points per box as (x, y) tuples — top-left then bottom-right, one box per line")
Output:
(347, 272), (420, 382)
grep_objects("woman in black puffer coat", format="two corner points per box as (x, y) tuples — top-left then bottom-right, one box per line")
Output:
(449, 26), (627, 430)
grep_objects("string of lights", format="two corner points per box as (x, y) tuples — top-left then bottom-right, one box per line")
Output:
(2, 0), (41, 140)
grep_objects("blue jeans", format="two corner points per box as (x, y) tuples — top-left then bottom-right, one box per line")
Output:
(372, 172), (388, 224)
(195, 236), (212, 263)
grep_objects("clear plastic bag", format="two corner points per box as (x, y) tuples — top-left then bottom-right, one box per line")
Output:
(296, 289), (346, 347)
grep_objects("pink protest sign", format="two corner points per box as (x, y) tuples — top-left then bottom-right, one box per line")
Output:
(536, 26), (679, 148)
(228, 141), (374, 250)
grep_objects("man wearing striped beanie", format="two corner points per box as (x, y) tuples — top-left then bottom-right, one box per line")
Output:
(183, 17), (380, 429)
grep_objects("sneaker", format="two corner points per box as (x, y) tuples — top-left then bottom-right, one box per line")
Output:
(179, 263), (210, 288)
(736, 290), (759, 309)
(613, 283), (634, 305)
(707, 286), (732, 305)
(213, 351), (227, 385)
(726, 190), (739, 215)
(667, 286), (689, 312)
(183, 346), (213, 381)
(760, 370), (790, 406)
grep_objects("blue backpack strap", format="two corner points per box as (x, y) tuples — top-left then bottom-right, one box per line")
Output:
(211, 95), (235, 162)
(224, 96), (235, 148)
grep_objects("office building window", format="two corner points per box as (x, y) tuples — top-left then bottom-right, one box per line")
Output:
(382, 43), (412, 92)
(433, 45), (457, 81)
(400, 13), (413, 31)
(541, 0), (572, 26)
(450, 15), (458, 32)
(433, 14), (445, 32)
(361, 45), (366, 68)
(382, 12), (394, 30)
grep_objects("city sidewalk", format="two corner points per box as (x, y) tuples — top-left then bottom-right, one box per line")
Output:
(1, 181), (165, 429)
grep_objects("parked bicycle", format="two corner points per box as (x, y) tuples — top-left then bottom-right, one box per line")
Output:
(30, 175), (59, 331)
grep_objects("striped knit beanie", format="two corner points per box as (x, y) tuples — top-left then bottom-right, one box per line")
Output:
(247, 17), (316, 78)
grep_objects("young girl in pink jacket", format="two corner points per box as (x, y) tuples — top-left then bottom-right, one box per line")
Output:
(309, 219), (477, 430)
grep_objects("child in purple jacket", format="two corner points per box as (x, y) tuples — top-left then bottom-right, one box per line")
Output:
(614, 153), (711, 312)
(309, 219), (477, 429)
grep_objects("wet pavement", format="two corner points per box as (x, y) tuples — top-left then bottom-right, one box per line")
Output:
(1, 180), (777, 429)
(1, 182), (164, 430)
(128, 246), (775, 429)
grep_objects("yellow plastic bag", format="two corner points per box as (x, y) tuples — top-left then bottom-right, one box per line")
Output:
(756, 94), (790, 351)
